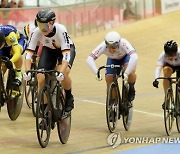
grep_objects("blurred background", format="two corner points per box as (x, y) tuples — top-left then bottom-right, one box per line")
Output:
(0, 0), (177, 37)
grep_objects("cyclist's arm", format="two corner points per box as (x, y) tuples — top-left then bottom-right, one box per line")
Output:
(154, 52), (164, 79)
(124, 52), (138, 75)
(86, 42), (104, 74)
(6, 32), (22, 63)
(59, 49), (70, 73)
(86, 56), (98, 74)
(24, 49), (34, 71)
(155, 65), (163, 79)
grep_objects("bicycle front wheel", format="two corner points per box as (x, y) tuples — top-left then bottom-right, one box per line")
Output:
(122, 83), (133, 131)
(36, 88), (51, 148)
(176, 89), (180, 133)
(7, 72), (24, 121)
(164, 88), (175, 136)
(106, 82), (119, 133)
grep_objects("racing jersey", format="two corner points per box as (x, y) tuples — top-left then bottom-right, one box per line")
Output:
(23, 22), (36, 40)
(87, 38), (138, 75)
(25, 23), (73, 62)
(0, 25), (22, 63)
(155, 48), (180, 79)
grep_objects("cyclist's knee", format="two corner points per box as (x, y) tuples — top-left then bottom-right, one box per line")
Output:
(37, 74), (45, 89)
(163, 66), (173, 77)
(105, 74), (113, 86)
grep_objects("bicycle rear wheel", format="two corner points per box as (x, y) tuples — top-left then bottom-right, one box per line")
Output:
(106, 82), (119, 133)
(176, 89), (180, 133)
(36, 88), (51, 148)
(164, 88), (175, 136)
(57, 112), (71, 144)
(55, 85), (71, 144)
(122, 82), (133, 131)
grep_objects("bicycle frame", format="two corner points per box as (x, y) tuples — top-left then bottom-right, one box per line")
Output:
(26, 69), (65, 121)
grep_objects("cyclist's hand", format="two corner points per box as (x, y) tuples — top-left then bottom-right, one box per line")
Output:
(23, 72), (31, 81)
(96, 73), (102, 81)
(123, 73), (128, 81)
(5, 60), (13, 69)
(56, 72), (64, 82)
(153, 80), (159, 88)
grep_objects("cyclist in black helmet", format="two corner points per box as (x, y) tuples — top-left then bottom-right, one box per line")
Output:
(24, 9), (76, 112)
(153, 40), (179, 108)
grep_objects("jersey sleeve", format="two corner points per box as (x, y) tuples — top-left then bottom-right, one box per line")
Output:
(6, 32), (22, 63)
(121, 38), (136, 55)
(89, 42), (106, 60)
(57, 27), (71, 52)
(26, 28), (42, 53)
(157, 52), (165, 67)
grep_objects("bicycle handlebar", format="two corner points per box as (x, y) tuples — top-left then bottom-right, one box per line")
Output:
(155, 77), (179, 82)
(26, 69), (60, 76)
(97, 64), (123, 79)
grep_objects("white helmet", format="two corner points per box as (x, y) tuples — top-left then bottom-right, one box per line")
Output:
(105, 31), (121, 49)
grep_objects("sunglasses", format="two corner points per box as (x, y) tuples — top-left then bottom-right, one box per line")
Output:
(105, 41), (119, 49)
(36, 20), (49, 31)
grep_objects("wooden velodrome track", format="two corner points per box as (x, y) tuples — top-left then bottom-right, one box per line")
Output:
(1, 11), (180, 154)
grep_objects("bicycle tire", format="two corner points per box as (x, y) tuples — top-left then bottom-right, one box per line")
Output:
(7, 72), (24, 121)
(58, 112), (71, 144)
(36, 88), (51, 148)
(164, 88), (175, 136)
(176, 88), (180, 133)
(122, 82), (133, 131)
(56, 86), (71, 144)
(106, 82), (119, 133)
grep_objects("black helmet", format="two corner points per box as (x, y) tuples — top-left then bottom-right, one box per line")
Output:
(164, 40), (178, 56)
(0, 31), (5, 47)
(36, 9), (56, 23)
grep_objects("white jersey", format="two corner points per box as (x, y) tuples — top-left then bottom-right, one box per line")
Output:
(86, 38), (138, 75)
(90, 38), (136, 60)
(155, 48), (180, 79)
(26, 23), (73, 62)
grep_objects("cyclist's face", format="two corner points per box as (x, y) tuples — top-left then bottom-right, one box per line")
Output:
(37, 21), (53, 35)
(166, 54), (176, 61)
(108, 48), (118, 54)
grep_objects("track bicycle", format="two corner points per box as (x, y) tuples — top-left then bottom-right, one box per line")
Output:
(155, 74), (180, 136)
(0, 56), (24, 120)
(24, 53), (38, 117)
(26, 69), (71, 148)
(97, 64), (133, 133)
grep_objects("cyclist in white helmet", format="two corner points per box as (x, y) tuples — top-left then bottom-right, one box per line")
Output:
(87, 31), (138, 101)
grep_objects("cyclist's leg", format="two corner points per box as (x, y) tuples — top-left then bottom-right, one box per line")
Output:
(122, 55), (137, 101)
(13, 35), (26, 86)
(162, 65), (174, 109)
(57, 44), (76, 112)
(163, 65), (174, 93)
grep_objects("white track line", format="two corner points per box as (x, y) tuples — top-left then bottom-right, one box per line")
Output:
(75, 98), (163, 118)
